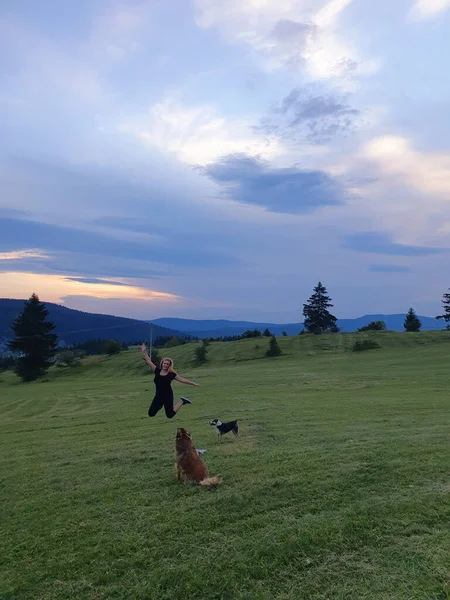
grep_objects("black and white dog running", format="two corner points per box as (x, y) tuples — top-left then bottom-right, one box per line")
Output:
(209, 418), (239, 440)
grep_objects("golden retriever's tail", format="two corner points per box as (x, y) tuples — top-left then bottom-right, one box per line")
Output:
(199, 474), (221, 487)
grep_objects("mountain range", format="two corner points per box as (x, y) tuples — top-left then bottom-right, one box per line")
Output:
(152, 314), (445, 337)
(0, 299), (445, 354)
(0, 299), (182, 348)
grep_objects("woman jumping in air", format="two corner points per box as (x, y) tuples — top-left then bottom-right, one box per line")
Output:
(140, 343), (199, 419)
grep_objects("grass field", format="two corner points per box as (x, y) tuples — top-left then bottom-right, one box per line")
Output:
(1, 333), (449, 600)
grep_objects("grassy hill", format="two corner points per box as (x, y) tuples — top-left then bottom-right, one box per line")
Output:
(1, 332), (449, 599)
(37, 329), (450, 378)
(3, 329), (450, 384)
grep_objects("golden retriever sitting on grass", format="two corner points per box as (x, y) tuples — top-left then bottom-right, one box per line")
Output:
(175, 428), (221, 487)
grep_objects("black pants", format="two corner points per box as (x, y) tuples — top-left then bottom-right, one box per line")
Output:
(148, 393), (176, 419)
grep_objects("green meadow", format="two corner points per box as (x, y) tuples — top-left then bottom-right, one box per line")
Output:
(1, 332), (449, 600)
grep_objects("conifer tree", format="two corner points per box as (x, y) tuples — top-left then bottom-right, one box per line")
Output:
(436, 289), (450, 330)
(404, 308), (421, 332)
(302, 282), (338, 334)
(266, 335), (282, 357)
(8, 294), (58, 381)
(194, 343), (208, 365)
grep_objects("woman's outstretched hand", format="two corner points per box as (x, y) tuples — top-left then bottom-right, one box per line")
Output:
(140, 343), (146, 353)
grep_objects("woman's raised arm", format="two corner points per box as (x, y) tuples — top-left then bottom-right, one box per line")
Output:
(140, 343), (157, 372)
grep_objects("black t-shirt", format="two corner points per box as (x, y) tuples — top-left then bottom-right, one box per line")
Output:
(154, 367), (177, 395)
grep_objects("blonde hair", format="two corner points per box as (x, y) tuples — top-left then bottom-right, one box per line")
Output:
(160, 357), (175, 373)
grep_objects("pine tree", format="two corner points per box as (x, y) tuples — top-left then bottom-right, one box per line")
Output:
(404, 308), (421, 332)
(266, 335), (282, 357)
(263, 328), (272, 337)
(302, 282), (338, 334)
(194, 343), (208, 365)
(8, 294), (58, 381)
(436, 289), (450, 330)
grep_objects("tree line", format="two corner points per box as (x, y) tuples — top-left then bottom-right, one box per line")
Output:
(5, 286), (450, 381)
(301, 282), (434, 334)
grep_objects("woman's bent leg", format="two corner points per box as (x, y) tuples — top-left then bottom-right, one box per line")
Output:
(164, 394), (181, 419)
(148, 396), (163, 417)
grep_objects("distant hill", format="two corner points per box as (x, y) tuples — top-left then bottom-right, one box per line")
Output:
(1, 299), (444, 355)
(337, 314), (443, 333)
(0, 299), (183, 348)
(152, 318), (302, 337)
(153, 314), (445, 338)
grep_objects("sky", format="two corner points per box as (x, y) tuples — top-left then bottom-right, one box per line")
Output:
(1, 0), (449, 322)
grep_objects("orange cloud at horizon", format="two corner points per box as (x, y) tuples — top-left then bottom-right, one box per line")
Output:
(0, 271), (180, 304)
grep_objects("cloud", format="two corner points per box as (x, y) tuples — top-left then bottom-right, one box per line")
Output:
(0, 217), (238, 269)
(197, 153), (345, 213)
(64, 277), (130, 286)
(0, 249), (49, 261)
(369, 264), (411, 273)
(363, 135), (450, 197)
(409, 0), (450, 20)
(194, 0), (380, 84)
(265, 18), (317, 70)
(272, 18), (316, 42)
(314, 0), (353, 26)
(120, 98), (283, 165)
(257, 85), (360, 144)
(0, 154), (221, 224)
(92, 216), (237, 250)
(344, 232), (447, 256)
(0, 251), (168, 281)
(322, 135), (450, 251)
(0, 271), (180, 305)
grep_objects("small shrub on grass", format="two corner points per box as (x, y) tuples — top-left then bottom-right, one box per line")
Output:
(55, 351), (77, 367)
(352, 339), (381, 352)
(357, 320), (386, 332)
